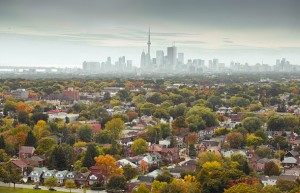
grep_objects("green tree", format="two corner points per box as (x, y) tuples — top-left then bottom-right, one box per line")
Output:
(49, 145), (67, 170)
(264, 161), (281, 176)
(242, 117), (262, 133)
(155, 171), (174, 183)
(189, 144), (197, 157)
(44, 177), (58, 189)
(24, 130), (36, 147)
(268, 115), (285, 131)
(0, 135), (5, 149)
(94, 130), (114, 144)
(106, 175), (127, 191)
(226, 132), (244, 148)
(131, 138), (148, 155)
(197, 152), (222, 168)
(255, 146), (273, 159)
(8, 168), (22, 190)
(82, 143), (99, 168)
(276, 179), (297, 192)
(77, 124), (93, 142)
(123, 164), (138, 181)
(65, 179), (76, 193)
(35, 138), (57, 156)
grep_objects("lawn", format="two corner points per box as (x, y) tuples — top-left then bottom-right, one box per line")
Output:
(0, 186), (68, 193)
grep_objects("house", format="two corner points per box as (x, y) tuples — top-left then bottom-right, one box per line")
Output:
(87, 173), (105, 185)
(42, 170), (56, 180)
(161, 147), (180, 163)
(19, 146), (35, 159)
(117, 159), (138, 168)
(55, 170), (68, 184)
(65, 171), (76, 181)
(282, 157), (297, 168)
(74, 172), (90, 187)
(28, 167), (47, 183)
(25, 155), (46, 167)
(11, 159), (28, 176)
(261, 175), (298, 186)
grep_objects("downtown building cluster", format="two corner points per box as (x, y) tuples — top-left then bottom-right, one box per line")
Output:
(81, 29), (300, 75)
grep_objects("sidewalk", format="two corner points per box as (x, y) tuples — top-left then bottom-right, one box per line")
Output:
(0, 181), (106, 193)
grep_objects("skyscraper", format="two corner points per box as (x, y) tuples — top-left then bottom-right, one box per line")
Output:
(156, 50), (164, 67)
(140, 51), (146, 68)
(178, 53), (184, 65)
(167, 45), (177, 67)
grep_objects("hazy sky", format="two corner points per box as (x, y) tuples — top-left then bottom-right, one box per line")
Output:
(0, 0), (300, 67)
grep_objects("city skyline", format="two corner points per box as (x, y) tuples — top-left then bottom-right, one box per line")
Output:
(0, 0), (300, 67)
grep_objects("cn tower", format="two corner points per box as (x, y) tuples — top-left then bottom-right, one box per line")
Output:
(147, 28), (151, 66)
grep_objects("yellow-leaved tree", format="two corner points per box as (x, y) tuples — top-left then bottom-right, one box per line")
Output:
(94, 154), (123, 183)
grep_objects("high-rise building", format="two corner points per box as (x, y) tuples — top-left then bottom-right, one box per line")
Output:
(167, 46), (177, 67)
(140, 51), (146, 68)
(178, 53), (184, 65)
(156, 50), (164, 67)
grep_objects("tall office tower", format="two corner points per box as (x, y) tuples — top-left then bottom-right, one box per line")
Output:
(127, 60), (133, 70)
(167, 45), (177, 67)
(156, 50), (164, 67)
(213, 59), (219, 67)
(178, 53), (184, 65)
(146, 28), (151, 67)
(140, 51), (146, 68)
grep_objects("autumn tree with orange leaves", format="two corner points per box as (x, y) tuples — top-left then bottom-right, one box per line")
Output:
(94, 154), (123, 183)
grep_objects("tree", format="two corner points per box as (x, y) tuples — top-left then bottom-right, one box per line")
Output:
(94, 154), (123, 182)
(242, 117), (262, 133)
(160, 123), (172, 139)
(105, 118), (125, 140)
(65, 179), (76, 193)
(44, 177), (58, 189)
(231, 153), (251, 175)
(261, 185), (281, 193)
(7, 168), (22, 190)
(94, 130), (114, 144)
(153, 108), (170, 120)
(255, 146), (273, 159)
(132, 183), (150, 193)
(31, 112), (49, 124)
(224, 183), (258, 193)
(246, 134), (263, 147)
(151, 180), (168, 193)
(189, 144), (197, 157)
(268, 115), (285, 131)
(226, 132), (244, 148)
(131, 138), (148, 155)
(77, 124), (93, 142)
(197, 152), (222, 168)
(35, 138), (57, 156)
(33, 120), (50, 140)
(0, 135), (5, 149)
(264, 161), (281, 176)
(82, 143), (99, 168)
(123, 164), (138, 181)
(276, 179), (297, 192)
(0, 149), (9, 162)
(24, 130), (36, 147)
(106, 175), (127, 191)
(49, 145), (67, 170)
(155, 171), (174, 183)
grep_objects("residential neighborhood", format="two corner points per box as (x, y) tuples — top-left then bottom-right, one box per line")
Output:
(1, 76), (300, 192)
